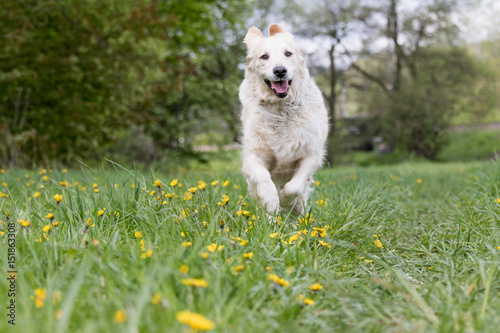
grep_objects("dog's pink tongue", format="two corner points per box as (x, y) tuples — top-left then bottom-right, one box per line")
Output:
(271, 81), (289, 94)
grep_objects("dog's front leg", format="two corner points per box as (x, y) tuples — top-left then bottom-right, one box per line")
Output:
(279, 156), (318, 212)
(242, 152), (279, 214)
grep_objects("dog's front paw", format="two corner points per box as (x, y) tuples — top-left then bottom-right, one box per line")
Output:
(279, 181), (303, 208)
(257, 187), (279, 214)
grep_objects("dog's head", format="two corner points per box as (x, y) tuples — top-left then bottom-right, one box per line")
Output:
(243, 24), (305, 101)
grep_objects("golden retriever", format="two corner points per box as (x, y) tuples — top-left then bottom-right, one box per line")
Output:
(239, 24), (329, 217)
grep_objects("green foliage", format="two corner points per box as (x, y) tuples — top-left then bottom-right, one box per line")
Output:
(0, 0), (248, 167)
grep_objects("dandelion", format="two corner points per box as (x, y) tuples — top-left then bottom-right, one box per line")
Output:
(200, 252), (209, 259)
(374, 239), (383, 248)
(310, 227), (326, 237)
(170, 179), (178, 187)
(53, 194), (63, 204)
(139, 239), (146, 252)
(243, 252), (254, 259)
(176, 310), (215, 331)
(188, 187), (197, 194)
(34, 288), (46, 308)
(34, 192), (40, 198)
(304, 298), (315, 305)
(149, 190), (156, 196)
(298, 294), (315, 305)
(134, 231), (142, 238)
(182, 241), (192, 248)
(239, 240), (248, 246)
(97, 210), (104, 217)
(151, 293), (162, 305)
(181, 278), (208, 288)
(496, 198), (500, 204)
(114, 310), (127, 323)
(141, 250), (153, 259)
(206, 243), (224, 253)
(318, 240), (331, 248)
(46, 213), (54, 220)
(308, 283), (323, 291)
(18, 219), (30, 228)
(154, 179), (161, 187)
(268, 274), (289, 287)
(222, 180), (229, 187)
(233, 264), (245, 273)
(59, 181), (68, 187)
(211, 180), (218, 186)
(198, 181), (207, 190)
(43, 224), (51, 233)
(269, 232), (277, 239)
(417, 178), (423, 184)
(180, 265), (189, 274)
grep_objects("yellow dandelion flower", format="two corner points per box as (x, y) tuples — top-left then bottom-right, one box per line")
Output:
(239, 240), (249, 246)
(211, 180), (218, 186)
(42, 224), (51, 233)
(182, 241), (192, 248)
(149, 190), (156, 196)
(52, 221), (59, 227)
(181, 278), (208, 288)
(180, 265), (189, 274)
(308, 283), (323, 291)
(304, 298), (315, 305)
(134, 231), (142, 238)
(34, 288), (46, 308)
(267, 274), (289, 287)
(154, 179), (161, 187)
(151, 293), (162, 305)
(200, 252), (209, 259)
(170, 179), (178, 187)
(417, 178), (423, 184)
(97, 210), (104, 217)
(496, 198), (500, 204)
(374, 239), (383, 248)
(34, 192), (40, 198)
(318, 240), (331, 248)
(188, 187), (197, 194)
(222, 180), (229, 187)
(198, 181), (207, 190)
(53, 194), (63, 204)
(206, 243), (224, 253)
(139, 239), (146, 252)
(269, 232), (277, 239)
(243, 252), (254, 259)
(176, 310), (215, 331)
(233, 264), (244, 273)
(141, 250), (153, 259)
(46, 213), (54, 219)
(114, 310), (127, 323)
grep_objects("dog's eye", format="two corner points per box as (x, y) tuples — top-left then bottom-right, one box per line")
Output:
(285, 51), (293, 57)
(260, 54), (269, 60)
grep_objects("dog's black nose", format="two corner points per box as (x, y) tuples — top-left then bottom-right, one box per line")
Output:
(273, 66), (287, 78)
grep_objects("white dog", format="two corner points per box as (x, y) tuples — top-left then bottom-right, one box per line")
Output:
(239, 24), (329, 217)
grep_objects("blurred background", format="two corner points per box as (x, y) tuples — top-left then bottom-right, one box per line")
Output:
(1, 0), (499, 170)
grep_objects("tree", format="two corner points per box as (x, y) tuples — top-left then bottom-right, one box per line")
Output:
(0, 0), (249, 167)
(345, 0), (496, 159)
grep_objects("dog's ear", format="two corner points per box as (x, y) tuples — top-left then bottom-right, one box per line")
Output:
(244, 26), (263, 49)
(269, 24), (294, 38)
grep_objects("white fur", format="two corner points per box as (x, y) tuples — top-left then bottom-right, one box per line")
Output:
(239, 24), (329, 216)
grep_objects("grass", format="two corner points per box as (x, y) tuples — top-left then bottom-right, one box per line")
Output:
(1, 160), (500, 332)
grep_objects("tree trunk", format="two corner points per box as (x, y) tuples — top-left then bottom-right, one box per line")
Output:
(326, 44), (337, 166)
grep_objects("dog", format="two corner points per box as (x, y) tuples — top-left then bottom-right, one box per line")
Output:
(239, 24), (329, 217)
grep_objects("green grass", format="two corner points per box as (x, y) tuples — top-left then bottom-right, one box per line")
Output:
(1, 160), (500, 332)
(436, 129), (500, 162)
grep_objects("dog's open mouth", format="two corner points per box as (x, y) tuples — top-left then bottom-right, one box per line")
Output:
(264, 79), (292, 98)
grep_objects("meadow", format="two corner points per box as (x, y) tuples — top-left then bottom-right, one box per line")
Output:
(1, 159), (500, 332)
